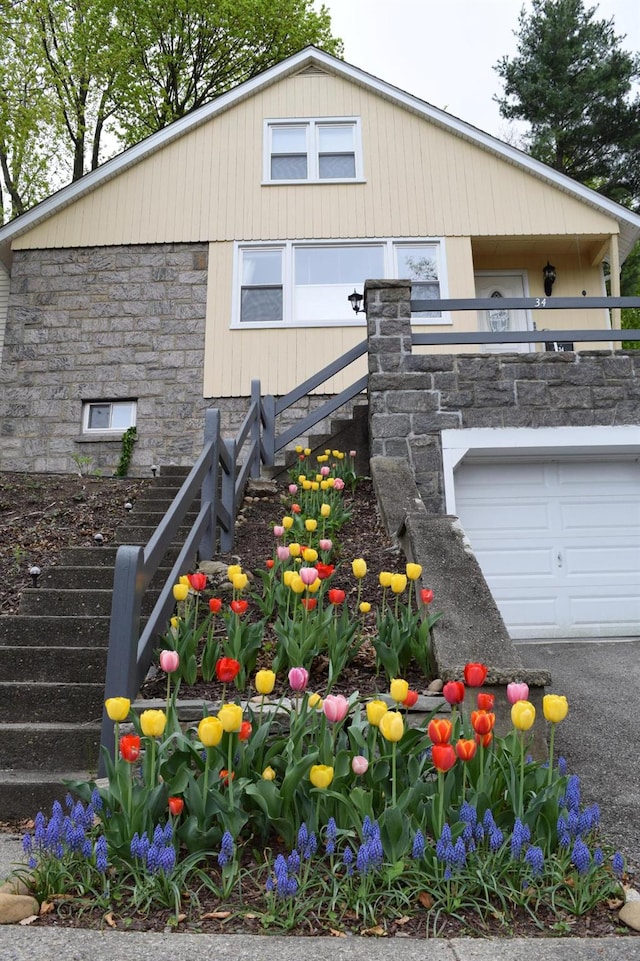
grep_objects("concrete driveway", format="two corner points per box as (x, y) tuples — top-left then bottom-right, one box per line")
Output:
(517, 637), (640, 876)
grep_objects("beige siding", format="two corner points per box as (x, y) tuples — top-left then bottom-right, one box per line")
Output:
(14, 72), (618, 251)
(0, 262), (9, 360)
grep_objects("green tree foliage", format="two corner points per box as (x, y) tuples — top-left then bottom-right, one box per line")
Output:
(0, 0), (342, 221)
(495, 0), (640, 207)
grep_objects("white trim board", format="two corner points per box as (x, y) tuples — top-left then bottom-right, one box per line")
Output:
(441, 426), (640, 516)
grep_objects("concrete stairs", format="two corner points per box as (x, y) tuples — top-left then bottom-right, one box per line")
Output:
(0, 466), (195, 820)
(268, 401), (370, 481)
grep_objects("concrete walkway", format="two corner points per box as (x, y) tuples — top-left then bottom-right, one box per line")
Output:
(0, 638), (638, 957)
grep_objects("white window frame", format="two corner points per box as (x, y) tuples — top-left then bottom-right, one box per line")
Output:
(82, 400), (137, 434)
(231, 238), (450, 329)
(263, 118), (365, 184)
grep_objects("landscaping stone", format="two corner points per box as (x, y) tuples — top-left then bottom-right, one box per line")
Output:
(0, 891), (39, 924)
(619, 900), (640, 932)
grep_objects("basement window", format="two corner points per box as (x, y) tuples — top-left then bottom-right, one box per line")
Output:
(82, 400), (137, 433)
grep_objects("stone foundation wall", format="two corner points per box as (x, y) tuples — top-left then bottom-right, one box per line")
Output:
(365, 279), (640, 512)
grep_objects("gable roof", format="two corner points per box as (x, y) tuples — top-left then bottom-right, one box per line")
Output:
(1, 45), (639, 265)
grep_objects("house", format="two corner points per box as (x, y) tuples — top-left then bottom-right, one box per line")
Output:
(0, 46), (639, 639)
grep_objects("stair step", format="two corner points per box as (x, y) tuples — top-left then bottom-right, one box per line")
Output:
(19, 588), (161, 617)
(115, 525), (192, 545)
(0, 723), (101, 771)
(0, 646), (107, 682)
(0, 616), (111, 647)
(40, 565), (174, 591)
(0, 682), (104, 722)
(0, 770), (96, 821)
(58, 545), (184, 567)
(119, 510), (199, 527)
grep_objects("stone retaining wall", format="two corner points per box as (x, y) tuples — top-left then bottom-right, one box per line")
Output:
(365, 279), (640, 512)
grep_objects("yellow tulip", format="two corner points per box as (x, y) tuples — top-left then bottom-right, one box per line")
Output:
(305, 519), (318, 532)
(366, 699), (388, 727)
(308, 692), (323, 709)
(303, 480), (312, 491)
(315, 474), (323, 483)
(290, 574), (305, 594)
(262, 766), (276, 781)
(170, 616), (180, 629)
(283, 570), (295, 587)
(352, 558), (367, 579)
(295, 445), (303, 454)
(105, 697), (130, 722)
(298, 475), (307, 484)
(218, 703), (243, 733)
(198, 715), (223, 747)
(227, 564), (241, 580)
(282, 516), (294, 530)
(173, 583), (189, 601)
(379, 710), (405, 742)
(390, 677), (409, 703)
(324, 449), (331, 455)
(289, 542), (301, 557)
(359, 601), (371, 614)
(511, 700), (536, 732)
(326, 477), (335, 488)
(304, 448), (311, 456)
(320, 481), (329, 491)
(309, 764), (334, 789)
(543, 694), (569, 724)
(379, 571), (393, 588)
(179, 575), (190, 586)
(311, 482), (319, 491)
(303, 548), (318, 563)
(232, 572), (248, 591)
(320, 503), (331, 517)
(390, 573), (407, 594)
(332, 450), (341, 458)
(307, 578), (321, 593)
(140, 709), (167, 738)
(406, 563), (422, 581)
(255, 669), (276, 695)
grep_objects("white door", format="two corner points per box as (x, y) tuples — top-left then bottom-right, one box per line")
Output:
(454, 458), (640, 639)
(474, 272), (532, 353)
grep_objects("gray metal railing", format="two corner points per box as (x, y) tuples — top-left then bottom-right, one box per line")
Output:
(99, 295), (640, 764)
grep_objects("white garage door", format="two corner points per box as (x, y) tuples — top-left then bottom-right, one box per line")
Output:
(454, 458), (640, 639)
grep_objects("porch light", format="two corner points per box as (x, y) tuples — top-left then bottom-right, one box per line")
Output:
(543, 261), (557, 296)
(348, 289), (364, 314)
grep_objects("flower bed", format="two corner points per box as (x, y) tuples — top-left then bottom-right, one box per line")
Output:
(14, 451), (628, 936)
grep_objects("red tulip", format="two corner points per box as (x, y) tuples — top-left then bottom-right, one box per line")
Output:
(470, 709), (495, 736)
(216, 657), (241, 683)
(420, 588), (434, 604)
(265, 559), (275, 569)
(301, 597), (317, 611)
(403, 689), (419, 708)
(442, 680), (465, 705)
(187, 572), (207, 592)
(464, 662), (488, 687)
(328, 588), (345, 605)
(427, 717), (453, 744)
(119, 733), (141, 763)
(219, 769), (236, 786)
(209, 597), (222, 613)
(475, 731), (493, 748)
(315, 563), (335, 580)
(455, 738), (477, 762)
(230, 599), (248, 615)
(168, 796), (184, 816)
(431, 743), (456, 772)
(477, 692), (495, 711)
(239, 720), (252, 741)
(291, 503), (302, 514)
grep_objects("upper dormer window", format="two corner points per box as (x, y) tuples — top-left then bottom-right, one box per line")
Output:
(264, 119), (363, 183)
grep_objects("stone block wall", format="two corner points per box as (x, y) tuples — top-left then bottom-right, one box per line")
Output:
(365, 279), (640, 512)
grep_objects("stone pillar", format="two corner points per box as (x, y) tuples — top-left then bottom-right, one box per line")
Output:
(364, 279), (413, 373)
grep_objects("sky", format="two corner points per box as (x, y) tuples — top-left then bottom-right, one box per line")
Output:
(317, 0), (640, 139)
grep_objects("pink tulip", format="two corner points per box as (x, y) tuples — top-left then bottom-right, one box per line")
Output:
(276, 545), (291, 561)
(159, 649), (180, 673)
(273, 525), (285, 538)
(288, 484), (298, 494)
(323, 694), (349, 723)
(351, 755), (369, 776)
(333, 478), (345, 491)
(320, 466), (330, 477)
(288, 667), (309, 692)
(349, 451), (356, 458)
(319, 539), (332, 552)
(507, 682), (529, 705)
(299, 566), (318, 586)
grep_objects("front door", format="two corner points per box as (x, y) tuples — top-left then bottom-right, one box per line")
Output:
(474, 271), (532, 353)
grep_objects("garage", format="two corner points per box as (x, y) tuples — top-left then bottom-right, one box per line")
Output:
(452, 456), (640, 639)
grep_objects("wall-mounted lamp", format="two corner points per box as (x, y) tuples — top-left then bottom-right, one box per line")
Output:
(543, 261), (557, 296)
(348, 289), (364, 314)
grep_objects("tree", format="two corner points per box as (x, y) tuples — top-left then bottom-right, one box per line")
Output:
(110, 0), (343, 145)
(494, 0), (640, 207)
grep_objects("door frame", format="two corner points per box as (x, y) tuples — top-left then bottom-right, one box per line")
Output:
(474, 269), (533, 353)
